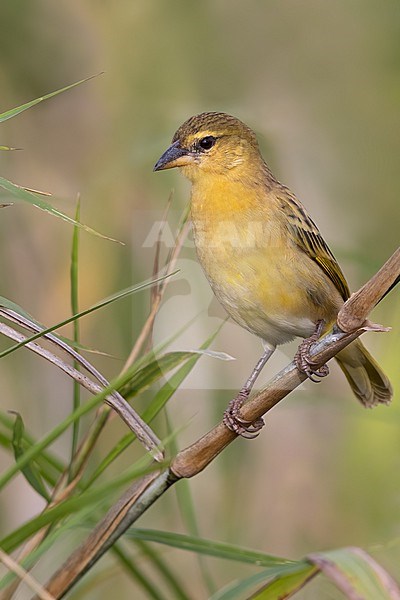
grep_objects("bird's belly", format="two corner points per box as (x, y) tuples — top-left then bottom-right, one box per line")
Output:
(193, 227), (340, 346)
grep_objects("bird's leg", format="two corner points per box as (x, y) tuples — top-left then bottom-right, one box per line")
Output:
(223, 344), (275, 438)
(295, 319), (330, 383)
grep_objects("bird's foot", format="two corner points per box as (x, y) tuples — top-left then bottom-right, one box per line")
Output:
(295, 320), (330, 383)
(223, 389), (264, 439)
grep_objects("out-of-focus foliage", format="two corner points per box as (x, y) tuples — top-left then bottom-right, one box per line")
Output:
(0, 2), (399, 598)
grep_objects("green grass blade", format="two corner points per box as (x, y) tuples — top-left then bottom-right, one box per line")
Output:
(143, 321), (226, 424)
(0, 297), (120, 358)
(0, 297), (41, 324)
(113, 544), (168, 600)
(132, 540), (191, 600)
(84, 351), (200, 485)
(0, 457), (162, 553)
(251, 564), (318, 599)
(121, 351), (195, 398)
(114, 311), (204, 379)
(0, 75), (101, 123)
(0, 504), (96, 590)
(0, 397), (104, 491)
(210, 564), (315, 600)
(70, 197), (81, 466)
(0, 431), (12, 448)
(165, 411), (216, 594)
(0, 270), (178, 359)
(0, 361), (148, 490)
(125, 529), (296, 568)
(9, 412), (51, 501)
(143, 354), (203, 424)
(0, 176), (120, 242)
(87, 324), (224, 485)
(0, 411), (64, 480)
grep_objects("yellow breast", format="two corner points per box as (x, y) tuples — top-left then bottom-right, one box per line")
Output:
(190, 174), (341, 345)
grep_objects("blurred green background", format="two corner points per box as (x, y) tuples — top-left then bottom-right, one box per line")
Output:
(0, 1), (399, 598)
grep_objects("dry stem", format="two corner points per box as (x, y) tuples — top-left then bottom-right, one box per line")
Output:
(39, 247), (398, 599)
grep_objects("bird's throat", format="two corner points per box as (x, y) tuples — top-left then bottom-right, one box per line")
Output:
(190, 175), (265, 222)
(189, 175), (280, 272)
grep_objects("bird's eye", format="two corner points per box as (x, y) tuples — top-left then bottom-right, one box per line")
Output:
(198, 136), (216, 151)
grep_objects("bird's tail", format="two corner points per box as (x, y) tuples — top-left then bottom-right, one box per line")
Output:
(335, 339), (393, 407)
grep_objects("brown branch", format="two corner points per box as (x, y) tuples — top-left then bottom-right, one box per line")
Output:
(42, 471), (171, 599)
(39, 247), (398, 599)
(337, 247), (400, 332)
(172, 327), (365, 478)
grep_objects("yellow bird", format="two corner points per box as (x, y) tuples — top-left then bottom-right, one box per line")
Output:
(154, 112), (392, 436)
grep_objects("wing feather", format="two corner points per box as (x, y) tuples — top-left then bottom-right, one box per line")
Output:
(278, 187), (350, 301)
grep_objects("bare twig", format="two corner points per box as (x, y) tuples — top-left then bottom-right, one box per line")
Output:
(40, 247), (398, 599)
(0, 319), (163, 461)
(0, 548), (55, 600)
(149, 192), (174, 312)
(1, 308), (121, 392)
(123, 209), (190, 372)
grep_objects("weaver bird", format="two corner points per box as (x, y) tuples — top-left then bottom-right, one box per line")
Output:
(154, 112), (392, 436)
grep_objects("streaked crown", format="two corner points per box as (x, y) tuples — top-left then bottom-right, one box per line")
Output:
(172, 112), (259, 150)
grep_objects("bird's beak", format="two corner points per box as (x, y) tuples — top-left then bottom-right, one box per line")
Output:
(153, 141), (194, 171)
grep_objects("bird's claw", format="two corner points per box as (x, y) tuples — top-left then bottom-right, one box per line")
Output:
(295, 329), (330, 382)
(223, 390), (265, 439)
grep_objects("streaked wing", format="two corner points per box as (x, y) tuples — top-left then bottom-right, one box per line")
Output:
(278, 187), (350, 301)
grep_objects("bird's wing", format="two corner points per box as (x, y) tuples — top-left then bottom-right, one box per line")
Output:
(278, 187), (350, 301)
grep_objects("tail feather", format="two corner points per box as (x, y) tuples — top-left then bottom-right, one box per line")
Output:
(335, 339), (392, 407)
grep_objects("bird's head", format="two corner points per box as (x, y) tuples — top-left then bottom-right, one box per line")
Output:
(154, 112), (262, 182)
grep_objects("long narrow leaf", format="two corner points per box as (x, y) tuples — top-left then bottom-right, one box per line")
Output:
(0, 411), (64, 479)
(0, 361), (157, 489)
(0, 75), (101, 123)
(165, 410), (216, 594)
(143, 320), (226, 424)
(10, 412), (50, 501)
(251, 564), (318, 599)
(113, 544), (167, 600)
(0, 270), (178, 359)
(0, 176), (119, 241)
(87, 324), (224, 485)
(0, 504), (97, 591)
(121, 351), (195, 398)
(125, 529), (296, 568)
(84, 351), (201, 485)
(0, 298), (111, 356)
(0, 457), (162, 553)
(309, 547), (400, 600)
(70, 197), (81, 464)
(132, 540), (191, 600)
(210, 564), (315, 600)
